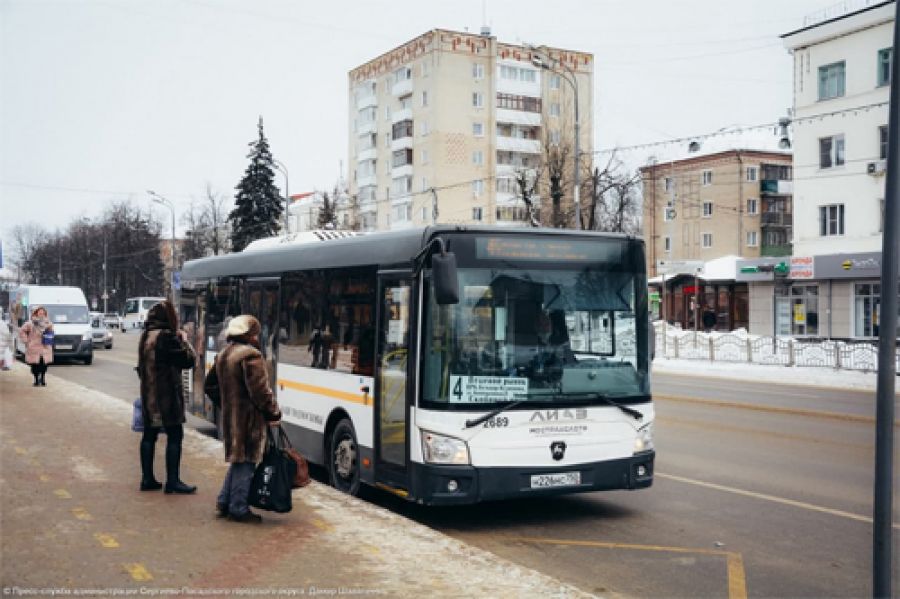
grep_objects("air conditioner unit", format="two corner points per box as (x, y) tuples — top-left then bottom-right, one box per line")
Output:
(867, 160), (887, 175)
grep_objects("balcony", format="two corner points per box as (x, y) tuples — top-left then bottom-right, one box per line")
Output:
(391, 78), (413, 97)
(356, 147), (377, 162)
(391, 136), (413, 152)
(761, 243), (792, 258)
(391, 107), (412, 124)
(496, 136), (541, 154)
(761, 179), (793, 195)
(356, 94), (377, 110)
(391, 164), (414, 178)
(496, 108), (542, 127)
(357, 174), (377, 188)
(357, 120), (376, 135)
(761, 212), (793, 227)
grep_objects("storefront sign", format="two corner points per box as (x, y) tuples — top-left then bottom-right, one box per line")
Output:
(815, 252), (883, 279)
(790, 256), (815, 280)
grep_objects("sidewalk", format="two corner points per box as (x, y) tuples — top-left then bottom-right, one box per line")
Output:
(0, 366), (595, 598)
(652, 357), (882, 391)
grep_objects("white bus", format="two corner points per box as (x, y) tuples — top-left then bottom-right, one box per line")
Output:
(122, 296), (165, 331)
(179, 226), (654, 504)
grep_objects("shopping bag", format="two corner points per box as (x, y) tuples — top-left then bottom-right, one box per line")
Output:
(249, 427), (296, 513)
(41, 330), (55, 346)
(277, 427), (310, 488)
(132, 397), (144, 432)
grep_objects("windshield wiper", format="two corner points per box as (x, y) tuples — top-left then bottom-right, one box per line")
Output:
(464, 400), (527, 429)
(575, 393), (644, 420)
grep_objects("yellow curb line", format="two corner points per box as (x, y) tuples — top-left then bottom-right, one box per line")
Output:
(94, 533), (120, 548)
(511, 537), (747, 599)
(123, 563), (153, 581)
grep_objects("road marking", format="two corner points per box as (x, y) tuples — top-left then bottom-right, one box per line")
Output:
(654, 393), (896, 426)
(38, 474), (50, 482)
(72, 507), (92, 521)
(511, 537), (746, 599)
(310, 518), (333, 531)
(658, 472), (900, 529)
(94, 533), (120, 548)
(123, 563), (153, 581)
(53, 489), (72, 499)
(14, 446), (27, 455)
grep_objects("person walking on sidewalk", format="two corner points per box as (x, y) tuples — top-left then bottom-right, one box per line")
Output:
(18, 306), (53, 385)
(137, 300), (198, 494)
(204, 315), (282, 523)
(0, 318), (13, 371)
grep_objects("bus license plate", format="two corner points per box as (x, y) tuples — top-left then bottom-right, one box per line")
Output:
(55, 344), (72, 350)
(530, 472), (581, 489)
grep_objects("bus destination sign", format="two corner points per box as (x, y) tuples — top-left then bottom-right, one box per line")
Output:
(476, 237), (619, 262)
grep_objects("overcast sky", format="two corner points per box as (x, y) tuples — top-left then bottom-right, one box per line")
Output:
(1, 0), (832, 256)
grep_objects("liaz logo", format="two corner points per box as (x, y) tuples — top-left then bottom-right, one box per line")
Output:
(550, 441), (567, 461)
(530, 409), (588, 422)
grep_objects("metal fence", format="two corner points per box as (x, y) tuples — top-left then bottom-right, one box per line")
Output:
(654, 323), (898, 373)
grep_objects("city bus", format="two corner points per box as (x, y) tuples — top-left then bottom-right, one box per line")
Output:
(179, 226), (654, 505)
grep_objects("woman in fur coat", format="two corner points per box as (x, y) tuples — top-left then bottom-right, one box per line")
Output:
(204, 315), (282, 523)
(137, 300), (197, 494)
(18, 305), (53, 385)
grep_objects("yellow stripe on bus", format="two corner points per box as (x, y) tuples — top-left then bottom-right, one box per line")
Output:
(278, 379), (370, 406)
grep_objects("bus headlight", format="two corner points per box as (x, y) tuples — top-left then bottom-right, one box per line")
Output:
(634, 423), (654, 453)
(421, 431), (470, 465)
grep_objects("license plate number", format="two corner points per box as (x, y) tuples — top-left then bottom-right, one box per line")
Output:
(55, 344), (72, 350)
(530, 471), (581, 489)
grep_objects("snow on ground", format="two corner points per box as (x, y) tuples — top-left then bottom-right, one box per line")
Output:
(652, 356), (884, 391)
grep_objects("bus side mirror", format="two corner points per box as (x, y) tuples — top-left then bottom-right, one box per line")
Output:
(432, 251), (459, 305)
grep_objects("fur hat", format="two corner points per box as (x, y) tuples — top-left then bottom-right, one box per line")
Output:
(225, 315), (261, 339)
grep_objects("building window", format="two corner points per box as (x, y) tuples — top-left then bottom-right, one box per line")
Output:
(472, 207), (483, 221)
(880, 125), (888, 159)
(549, 74), (561, 89)
(472, 63), (484, 80)
(421, 90), (428, 107)
(880, 198), (885, 232)
(787, 284), (819, 336)
(421, 61), (429, 77)
(664, 177), (674, 192)
(664, 236), (671, 252)
(819, 204), (845, 236)
(819, 134), (845, 168)
(472, 150), (484, 166)
(702, 170), (712, 186)
(421, 150), (429, 164)
(421, 207), (428, 221)
(473, 122), (484, 136)
(701, 232), (713, 248)
(472, 92), (484, 108)
(399, 94), (413, 110)
(394, 66), (412, 83)
(746, 166), (758, 182)
(385, 106), (391, 120)
(702, 202), (713, 217)
(500, 65), (537, 81)
(747, 198), (758, 215)
(420, 120), (429, 136)
(746, 231), (758, 247)
(472, 180), (484, 196)
(392, 149), (413, 168)
(549, 130), (561, 145)
(878, 48), (892, 87)
(391, 176), (412, 197)
(818, 61), (845, 100)
(549, 103), (561, 117)
(421, 177), (428, 191)
(392, 119), (413, 140)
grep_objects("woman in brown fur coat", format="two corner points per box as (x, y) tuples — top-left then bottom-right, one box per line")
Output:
(205, 315), (281, 523)
(137, 300), (197, 493)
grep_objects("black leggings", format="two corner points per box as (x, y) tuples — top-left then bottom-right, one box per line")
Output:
(30, 357), (47, 376)
(141, 424), (184, 447)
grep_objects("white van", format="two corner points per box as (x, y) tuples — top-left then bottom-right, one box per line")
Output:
(9, 285), (94, 365)
(122, 296), (165, 331)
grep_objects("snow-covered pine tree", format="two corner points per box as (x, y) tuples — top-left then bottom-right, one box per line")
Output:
(229, 117), (283, 251)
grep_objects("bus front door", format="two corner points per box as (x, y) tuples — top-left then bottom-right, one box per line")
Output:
(374, 274), (412, 492)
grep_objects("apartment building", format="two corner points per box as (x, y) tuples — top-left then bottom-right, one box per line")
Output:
(347, 29), (593, 231)
(642, 145), (793, 277)
(750, 0), (898, 340)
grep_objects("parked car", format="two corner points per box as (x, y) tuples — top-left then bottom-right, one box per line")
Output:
(103, 312), (124, 331)
(89, 312), (113, 349)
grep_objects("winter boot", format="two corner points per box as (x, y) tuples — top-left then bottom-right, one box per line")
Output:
(32, 372), (39, 386)
(164, 442), (196, 494)
(39, 373), (46, 386)
(139, 438), (162, 491)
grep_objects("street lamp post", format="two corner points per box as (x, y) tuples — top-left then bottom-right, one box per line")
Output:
(531, 47), (581, 229)
(274, 159), (290, 235)
(147, 190), (176, 301)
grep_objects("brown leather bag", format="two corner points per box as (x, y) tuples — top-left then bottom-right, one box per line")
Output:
(277, 427), (310, 488)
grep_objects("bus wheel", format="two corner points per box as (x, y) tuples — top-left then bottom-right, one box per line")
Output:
(329, 419), (360, 495)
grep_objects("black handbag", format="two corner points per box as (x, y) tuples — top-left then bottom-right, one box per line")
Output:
(248, 426), (297, 513)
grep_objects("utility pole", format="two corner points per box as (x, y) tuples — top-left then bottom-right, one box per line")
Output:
(102, 236), (108, 315)
(430, 187), (439, 223)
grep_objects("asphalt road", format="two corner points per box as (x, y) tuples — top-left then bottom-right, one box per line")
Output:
(41, 332), (899, 598)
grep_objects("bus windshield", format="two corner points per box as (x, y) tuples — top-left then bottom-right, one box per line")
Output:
(422, 242), (649, 409)
(46, 305), (90, 324)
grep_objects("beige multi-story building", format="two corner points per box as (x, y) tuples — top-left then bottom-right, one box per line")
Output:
(641, 147), (793, 278)
(347, 29), (593, 231)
